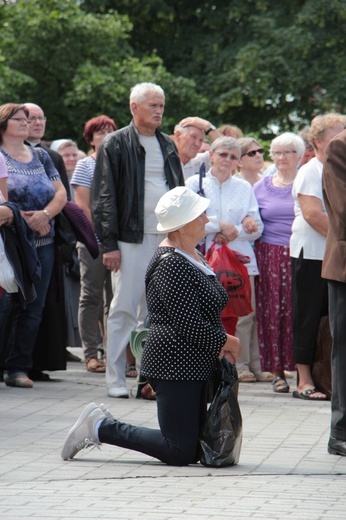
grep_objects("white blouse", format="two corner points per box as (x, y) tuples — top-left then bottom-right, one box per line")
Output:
(186, 170), (263, 275)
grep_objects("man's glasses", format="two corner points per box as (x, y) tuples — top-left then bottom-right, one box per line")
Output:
(9, 118), (29, 124)
(271, 150), (297, 157)
(242, 148), (264, 158)
(28, 116), (47, 123)
(214, 151), (239, 161)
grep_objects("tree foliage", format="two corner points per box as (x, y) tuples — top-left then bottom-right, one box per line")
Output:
(0, 0), (206, 144)
(81, 0), (346, 136)
(0, 0), (345, 142)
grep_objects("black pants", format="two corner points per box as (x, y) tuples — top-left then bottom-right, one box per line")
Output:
(329, 280), (346, 441)
(291, 254), (328, 365)
(99, 379), (208, 466)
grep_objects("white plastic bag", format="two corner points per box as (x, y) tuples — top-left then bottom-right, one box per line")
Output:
(0, 233), (18, 293)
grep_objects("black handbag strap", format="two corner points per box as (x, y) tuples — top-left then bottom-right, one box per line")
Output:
(197, 162), (206, 197)
(145, 251), (175, 290)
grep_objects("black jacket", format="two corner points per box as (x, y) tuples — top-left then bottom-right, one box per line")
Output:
(0, 202), (41, 307)
(91, 121), (184, 252)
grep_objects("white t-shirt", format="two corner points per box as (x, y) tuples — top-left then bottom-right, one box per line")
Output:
(290, 157), (327, 260)
(139, 135), (168, 233)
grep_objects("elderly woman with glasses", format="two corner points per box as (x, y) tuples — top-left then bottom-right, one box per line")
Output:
(230, 137), (274, 382)
(186, 137), (263, 347)
(0, 103), (67, 388)
(234, 137), (264, 186)
(253, 132), (305, 394)
(61, 187), (241, 466)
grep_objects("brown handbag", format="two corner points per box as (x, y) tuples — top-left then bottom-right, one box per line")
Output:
(311, 316), (332, 400)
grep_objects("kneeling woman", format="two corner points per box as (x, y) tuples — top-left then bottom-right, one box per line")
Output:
(61, 187), (241, 466)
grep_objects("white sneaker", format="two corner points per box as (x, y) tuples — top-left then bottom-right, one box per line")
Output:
(61, 403), (106, 460)
(107, 387), (129, 398)
(99, 403), (114, 419)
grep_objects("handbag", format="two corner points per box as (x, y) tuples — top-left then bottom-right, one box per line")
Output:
(205, 242), (252, 317)
(200, 357), (243, 467)
(0, 233), (18, 293)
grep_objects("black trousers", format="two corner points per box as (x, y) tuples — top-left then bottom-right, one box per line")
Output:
(291, 254), (328, 365)
(329, 280), (346, 441)
(99, 379), (208, 466)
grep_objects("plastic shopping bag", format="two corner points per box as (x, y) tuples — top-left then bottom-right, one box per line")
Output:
(205, 243), (252, 317)
(200, 357), (243, 467)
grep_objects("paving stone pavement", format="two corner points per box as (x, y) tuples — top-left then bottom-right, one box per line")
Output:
(1, 350), (346, 519)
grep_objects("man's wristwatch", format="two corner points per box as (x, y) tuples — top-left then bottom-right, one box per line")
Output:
(43, 209), (51, 219)
(205, 124), (216, 135)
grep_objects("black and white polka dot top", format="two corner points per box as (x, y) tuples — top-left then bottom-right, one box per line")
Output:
(141, 247), (228, 381)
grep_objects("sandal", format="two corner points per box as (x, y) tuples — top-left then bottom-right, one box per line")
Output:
(292, 387), (328, 401)
(126, 364), (138, 378)
(254, 371), (274, 382)
(238, 370), (257, 383)
(86, 358), (106, 373)
(272, 376), (289, 393)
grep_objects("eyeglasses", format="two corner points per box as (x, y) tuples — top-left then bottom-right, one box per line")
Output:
(9, 117), (29, 124)
(214, 151), (239, 161)
(28, 116), (47, 123)
(242, 148), (264, 158)
(271, 150), (297, 157)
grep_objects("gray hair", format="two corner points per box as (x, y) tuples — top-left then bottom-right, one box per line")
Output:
(270, 132), (305, 159)
(211, 136), (240, 155)
(129, 82), (165, 106)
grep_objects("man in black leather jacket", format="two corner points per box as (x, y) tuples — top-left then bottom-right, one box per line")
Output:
(91, 82), (184, 398)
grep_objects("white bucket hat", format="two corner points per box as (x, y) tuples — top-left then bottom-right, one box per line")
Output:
(155, 186), (210, 233)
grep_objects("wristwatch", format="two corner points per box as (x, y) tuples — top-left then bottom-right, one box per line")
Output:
(205, 124), (216, 135)
(43, 209), (51, 219)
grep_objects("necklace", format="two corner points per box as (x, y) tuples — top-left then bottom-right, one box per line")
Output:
(5, 148), (27, 161)
(275, 173), (295, 186)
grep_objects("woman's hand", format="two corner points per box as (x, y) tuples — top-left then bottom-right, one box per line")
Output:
(214, 232), (227, 244)
(219, 334), (242, 364)
(0, 207), (13, 227)
(242, 216), (258, 233)
(22, 210), (51, 236)
(219, 222), (239, 242)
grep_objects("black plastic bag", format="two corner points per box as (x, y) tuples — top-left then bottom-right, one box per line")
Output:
(200, 357), (242, 467)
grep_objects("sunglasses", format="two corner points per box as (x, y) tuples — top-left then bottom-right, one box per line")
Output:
(242, 148), (264, 158)
(214, 151), (239, 161)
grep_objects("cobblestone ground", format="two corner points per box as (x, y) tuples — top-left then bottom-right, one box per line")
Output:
(1, 349), (345, 519)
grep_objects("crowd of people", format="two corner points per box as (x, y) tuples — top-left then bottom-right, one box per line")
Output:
(1, 82), (346, 463)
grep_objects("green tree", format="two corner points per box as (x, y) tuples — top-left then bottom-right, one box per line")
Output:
(81, 0), (346, 136)
(0, 0), (206, 143)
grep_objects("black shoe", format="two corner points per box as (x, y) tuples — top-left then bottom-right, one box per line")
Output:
(328, 436), (346, 456)
(66, 350), (81, 362)
(28, 370), (51, 382)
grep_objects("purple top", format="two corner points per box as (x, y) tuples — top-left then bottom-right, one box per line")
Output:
(253, 176), (294, 247)
(0, 152), (8, 179)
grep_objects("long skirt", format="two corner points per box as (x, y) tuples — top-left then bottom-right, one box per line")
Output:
(254, 240), (294, 372)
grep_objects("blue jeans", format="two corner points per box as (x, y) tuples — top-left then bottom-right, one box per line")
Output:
(5, 244), (55, 375)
